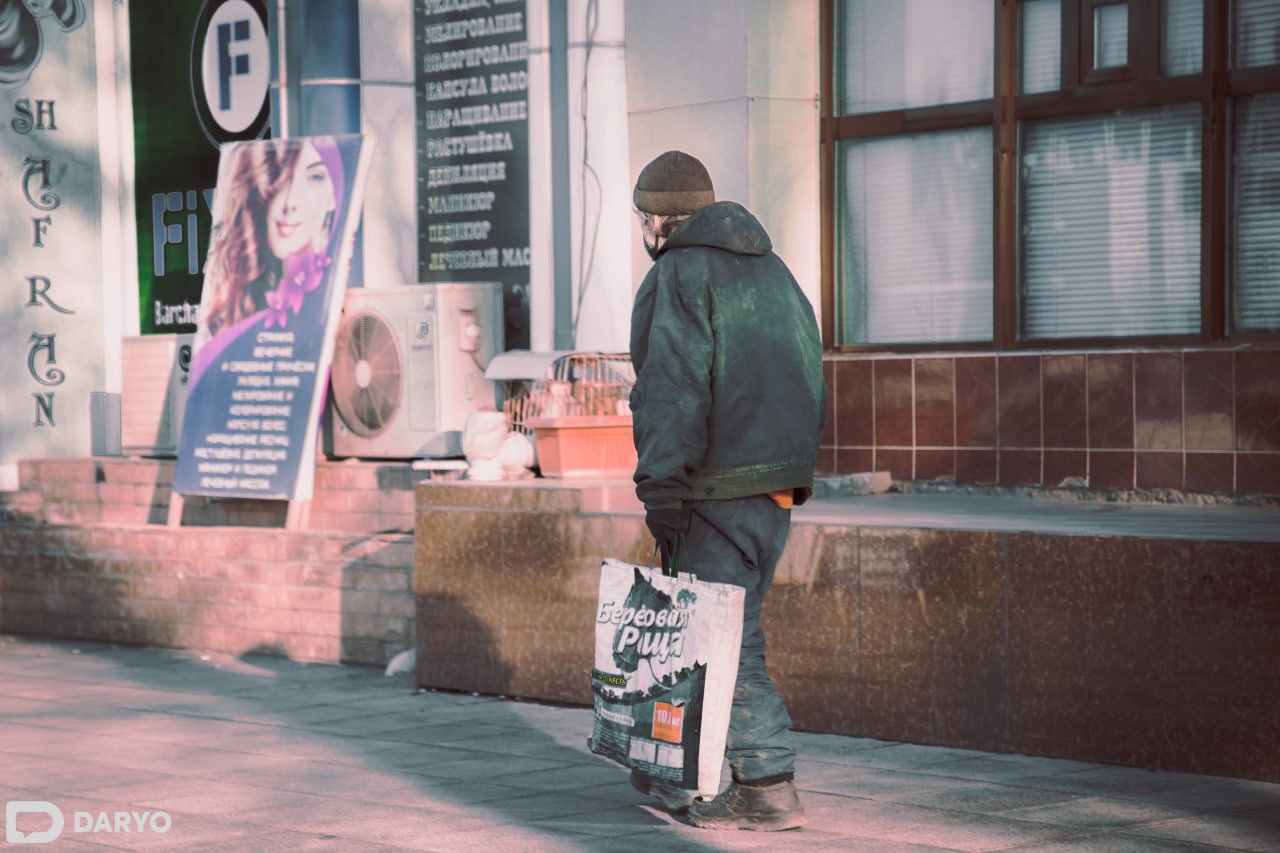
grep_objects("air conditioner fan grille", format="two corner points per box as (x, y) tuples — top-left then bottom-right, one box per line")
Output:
(330, 310), (403, 438)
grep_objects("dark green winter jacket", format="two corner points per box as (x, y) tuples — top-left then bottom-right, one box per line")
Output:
(629, 200), (828, 511)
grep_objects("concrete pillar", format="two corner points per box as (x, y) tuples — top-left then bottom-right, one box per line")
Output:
(527, 0), (634, 353)
(526, 0), (557, 350)
(624, 0), (820, 319)
(562, 0), (633, 352)
(358, 0), (417, 288)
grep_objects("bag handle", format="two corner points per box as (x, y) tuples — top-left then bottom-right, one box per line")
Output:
(652, 535), (684, 578)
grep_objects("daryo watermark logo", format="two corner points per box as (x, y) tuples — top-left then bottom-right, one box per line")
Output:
(5, 801), (172, 845)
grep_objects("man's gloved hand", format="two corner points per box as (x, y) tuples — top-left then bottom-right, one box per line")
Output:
(646, 507), (691, 573)
(645, 507), (691, 545)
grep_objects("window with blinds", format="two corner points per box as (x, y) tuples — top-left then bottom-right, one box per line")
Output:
(1016, 0), (1212, 341)
(1234, 92), (1280, 331)
(835, 0), (994, 346)
(1234, 0), (1280, 68)
(1021, 105), (1202, 338)
(1233, 2), (1280, 331)
(1164, 0), (1203, 75)
(839, 0), (994, 113)
(838, 130), (994, 345)
(1017, 1), (1204, 340)
(1021, 0), (1062, 93)
(1093, 3), (1129, 70)
(825, 0), (1280, 348)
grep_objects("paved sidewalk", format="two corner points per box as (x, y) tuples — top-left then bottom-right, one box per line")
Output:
(1, 635), (1276, 852)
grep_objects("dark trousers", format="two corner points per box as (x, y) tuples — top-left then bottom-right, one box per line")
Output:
(680, 494), (795, 782)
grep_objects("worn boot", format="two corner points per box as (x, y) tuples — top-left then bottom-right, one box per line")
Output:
(686, 777), (807, 831)
(629, 769), (695, 814)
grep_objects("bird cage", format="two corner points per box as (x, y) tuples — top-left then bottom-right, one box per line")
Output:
(504, 353), (634, 435)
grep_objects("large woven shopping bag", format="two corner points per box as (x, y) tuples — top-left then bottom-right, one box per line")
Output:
(587, 556), (744, 798)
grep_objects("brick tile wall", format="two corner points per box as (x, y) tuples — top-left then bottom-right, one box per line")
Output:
(0, 458), (433, 667)
(0, 522), (414, 666)
(822, 346), (1280, 498)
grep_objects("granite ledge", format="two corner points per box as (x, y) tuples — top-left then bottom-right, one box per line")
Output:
(417, 479), (1280, 544)
(797, 493), (1280, 544)
(415, 477), (641, 515)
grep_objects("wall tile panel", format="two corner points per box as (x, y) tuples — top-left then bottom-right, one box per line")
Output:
(1184, 351), (1234, 451)
(1235, 453), (1280, 496)
(875, 448), (913, 483)
(837, 447), (874, 475)
(998, 356), (1042, 448)
(874, 359), (914, 447)
(1090, 450), (1135, 490)
(1043, 354), (1087, 448)
(1136, 451), (1184, 491)
(915, 449), (956, 482)
(1088, 353), (1135, 450)
(818, 445), (837, 475)
(821, 359), (837, 450)
(1044, 450), (1088, 488)
(833, 359), (874, 447)
(998, 449), (1042, 486)
(955, 356), (997, 447)
(1184, 452), (1234, 494)
(914, 358), (955, 447)
(956, 449), (998, 484)
(1135, 351), (1183, 450)
(1236, 349), (1280, 451)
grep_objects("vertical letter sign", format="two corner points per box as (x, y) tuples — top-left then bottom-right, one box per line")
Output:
(0, 0), (103, 474)
(415, 0), (530, 350)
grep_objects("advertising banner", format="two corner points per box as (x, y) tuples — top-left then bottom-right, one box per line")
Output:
(415, 0), (530, 349)
(172, 135), (373, 501)
(131, 0), (271, 335)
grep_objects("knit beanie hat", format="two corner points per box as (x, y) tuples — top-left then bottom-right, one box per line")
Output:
(633, 151), (715, 215)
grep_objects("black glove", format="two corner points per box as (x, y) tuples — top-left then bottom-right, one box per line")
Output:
(646, 507), (691, 573)
(645, 507), (691, 544)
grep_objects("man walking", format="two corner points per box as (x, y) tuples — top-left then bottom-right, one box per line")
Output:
(627, 150), (827, 831)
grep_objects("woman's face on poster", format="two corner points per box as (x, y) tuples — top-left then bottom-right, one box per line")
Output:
(266, 141), (336, 260)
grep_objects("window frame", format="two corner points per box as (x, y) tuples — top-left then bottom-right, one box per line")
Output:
(1080, 0), (1135, 84)
(820, 0), (1280, 352)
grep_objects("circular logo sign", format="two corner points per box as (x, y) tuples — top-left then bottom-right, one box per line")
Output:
(190, 0), (270, 147)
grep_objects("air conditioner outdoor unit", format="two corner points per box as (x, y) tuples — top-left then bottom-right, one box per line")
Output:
(120, 333), (194, 457)
(325, 282), (503, 459)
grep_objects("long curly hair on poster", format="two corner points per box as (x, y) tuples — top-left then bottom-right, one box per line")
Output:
(202, 140), (324, 335)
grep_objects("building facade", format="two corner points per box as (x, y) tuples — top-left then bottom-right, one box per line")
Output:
(821, 0), (1280, 498)
(0, 0), (1274, 500)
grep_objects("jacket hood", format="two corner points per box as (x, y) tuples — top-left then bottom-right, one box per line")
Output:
(658, 200), (772, 258)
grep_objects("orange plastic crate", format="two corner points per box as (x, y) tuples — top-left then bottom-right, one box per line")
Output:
(525, 415), (637, 478)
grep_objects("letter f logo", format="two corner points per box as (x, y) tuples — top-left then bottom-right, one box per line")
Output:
(216, 18), (250, 110)
(5, 801), (64, 844)
(193, 0), (270, 146)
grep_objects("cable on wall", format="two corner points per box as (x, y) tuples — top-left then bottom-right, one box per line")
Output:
(569, 0), (603, 347)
